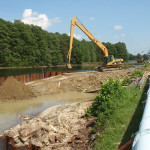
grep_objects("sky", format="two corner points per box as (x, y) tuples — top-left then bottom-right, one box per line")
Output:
(1, 0), (150, 55)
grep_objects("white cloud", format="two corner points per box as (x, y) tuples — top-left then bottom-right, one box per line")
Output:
(88, 17), (95, 21)
(22, 9), (62, 30)
(121, 33), (125, 37)
(73, 33), (83, 40)
(68, 33), (83, 40)
(114, 25), (123, 30)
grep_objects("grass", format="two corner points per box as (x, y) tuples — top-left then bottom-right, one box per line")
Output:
(142, 63), (150, 69)
(93, 81), (148, 150)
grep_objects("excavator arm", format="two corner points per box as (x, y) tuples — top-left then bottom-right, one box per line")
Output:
(66, 16), (123, 70)
(66, 17), (108, 68)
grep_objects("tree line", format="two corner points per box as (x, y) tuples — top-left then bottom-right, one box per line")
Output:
(129, 53), (149, 61)
(0, 18), (130, 67)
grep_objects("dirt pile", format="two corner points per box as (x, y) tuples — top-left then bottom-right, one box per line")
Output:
(0, 77), (35, 101)
(4, 101), (95, 150)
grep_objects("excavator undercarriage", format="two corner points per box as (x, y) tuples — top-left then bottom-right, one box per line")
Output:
(96, 65), (123, 72)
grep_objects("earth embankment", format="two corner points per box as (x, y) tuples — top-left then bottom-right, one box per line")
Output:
(0, 70), (135, 101)
(27, 70), (134, 96)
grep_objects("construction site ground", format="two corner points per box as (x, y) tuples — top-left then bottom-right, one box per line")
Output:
(26, 69), (135, 96)
(1, 69), (147, 149)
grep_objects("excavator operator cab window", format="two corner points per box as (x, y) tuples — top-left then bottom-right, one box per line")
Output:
(104, 56), (113, 64)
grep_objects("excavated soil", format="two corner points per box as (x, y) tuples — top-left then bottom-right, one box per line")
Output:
(0, 77), (35, 101)
(28, 69), (135, 96)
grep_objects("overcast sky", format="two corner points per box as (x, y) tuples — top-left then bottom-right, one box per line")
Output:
(1, 0), (150, 55)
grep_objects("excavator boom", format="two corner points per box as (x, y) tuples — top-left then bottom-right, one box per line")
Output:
(66, 17), (123, 70)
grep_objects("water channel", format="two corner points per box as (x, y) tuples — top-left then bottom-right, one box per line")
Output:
(0, 65), (96, 77)
(0, 91), (97, 134)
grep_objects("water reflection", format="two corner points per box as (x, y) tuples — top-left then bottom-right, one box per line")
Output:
(0, 66), (96, 77)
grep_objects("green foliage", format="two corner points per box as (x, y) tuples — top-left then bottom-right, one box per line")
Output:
(143, 63), (150, 68)
(94, 85), (144, 150)
(121, 70), (143, 86)
(122, 77), (131, 86)
(137, 53), (142, 59)
(131, 70), (143, 78)
(87, 76), (145, 149)
(87, 78), (124, 122)
(114, 42), (129, 62)
(143, 54), (149, 60)
(0, 18), (130, 67)
(129, 53), (137, 60)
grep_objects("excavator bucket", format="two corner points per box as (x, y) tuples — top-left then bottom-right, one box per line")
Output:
(66, 63), (72, 69)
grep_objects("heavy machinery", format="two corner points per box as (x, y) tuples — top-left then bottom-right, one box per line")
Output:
(66, 16), (123, 71)
(137, 58), (144, 63)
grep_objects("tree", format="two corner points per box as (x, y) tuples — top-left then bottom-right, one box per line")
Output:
(137, 53), (142, 59)
(143, 54), (149, 60)
(114, 42), (129, 62)
(0, 18), (130, 67)
(103, 42), (117, 56)
(129, 54), (136, 60)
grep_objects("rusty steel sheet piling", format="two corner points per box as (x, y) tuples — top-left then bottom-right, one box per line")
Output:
(51, 72), (57, 76)
(31, 74), (36, 81)
(0, 72), (71, 86)
(25, 74), (29, 83)
(56, 72), (63, 75)
(0, 136), (41, 150)
(0, 77), (5, 86)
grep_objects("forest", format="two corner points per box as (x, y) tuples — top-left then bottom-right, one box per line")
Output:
(0, 18), (130, 67)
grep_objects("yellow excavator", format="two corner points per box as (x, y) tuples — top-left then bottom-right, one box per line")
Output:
(66, 17), (123, 71)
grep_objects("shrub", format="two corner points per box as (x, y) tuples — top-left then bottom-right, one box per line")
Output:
(86, 78), (124, 122)
(121, 70), (143, 86)
(122, 77), (131, 86)
(131, 70), (143, 78)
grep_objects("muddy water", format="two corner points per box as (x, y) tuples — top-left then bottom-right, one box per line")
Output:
(0, 92), (97, 134)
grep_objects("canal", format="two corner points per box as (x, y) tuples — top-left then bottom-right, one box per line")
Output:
(0, 65), (96, 77)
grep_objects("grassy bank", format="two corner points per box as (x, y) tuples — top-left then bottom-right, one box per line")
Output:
(143, 63), (150, 69)
(91, 80), (148, 150)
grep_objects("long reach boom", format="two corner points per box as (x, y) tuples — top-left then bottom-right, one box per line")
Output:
(66, 17), (123, 71)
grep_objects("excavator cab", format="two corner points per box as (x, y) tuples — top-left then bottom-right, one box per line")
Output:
(103, 55), (114, 65)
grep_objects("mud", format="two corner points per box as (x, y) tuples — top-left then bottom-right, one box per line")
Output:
(0, 77), (35, 101)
